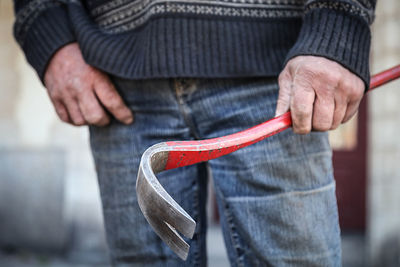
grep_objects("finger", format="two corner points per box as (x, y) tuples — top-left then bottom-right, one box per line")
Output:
(341, 78), (363, 124)
(53, 100), (71, 123)
(330, 94), (347, 130)
(342, 99), (361, 123)
(63, 97), (86, 126)
(290, 79), (315, 134)
(275, 71), (292, 117)
(78, 88), (110, 126)
(94, 77), (133, 124)
(312, 94), (335, 131)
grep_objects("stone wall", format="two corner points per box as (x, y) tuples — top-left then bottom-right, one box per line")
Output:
(368, 0), (400, 266)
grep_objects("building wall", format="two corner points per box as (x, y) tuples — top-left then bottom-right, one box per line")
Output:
(0, 0), (107, 259)
(368, 0), (400, 265)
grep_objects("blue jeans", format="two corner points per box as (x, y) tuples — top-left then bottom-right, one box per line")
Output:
(89, 77), (341, 266)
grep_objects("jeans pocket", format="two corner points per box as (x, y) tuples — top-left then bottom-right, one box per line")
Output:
(221, 182), (341, 266)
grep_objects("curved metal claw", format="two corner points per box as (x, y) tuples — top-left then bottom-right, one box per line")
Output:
(136, 143), (196, 260)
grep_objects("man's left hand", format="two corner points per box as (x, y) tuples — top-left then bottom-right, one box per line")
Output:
(275, 56), (365, 134)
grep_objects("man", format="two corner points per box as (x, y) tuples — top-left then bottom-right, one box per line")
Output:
(13, 0), (376, 266)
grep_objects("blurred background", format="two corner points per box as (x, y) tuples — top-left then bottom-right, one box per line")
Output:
(0, 0), (399, 266)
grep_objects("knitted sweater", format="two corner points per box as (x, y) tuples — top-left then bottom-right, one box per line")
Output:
(13, 0), (376, 87)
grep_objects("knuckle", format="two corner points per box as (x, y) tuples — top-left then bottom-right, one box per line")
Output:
(348, 85), (364, 100)
(313, 122), (331, 132)
(293, 125), (311, 135)
(73, 120), (86, 126)
(292, 116), (311, 135)
(295, 74), (317, 90)
(65, 76), (77, 88)
(51, 93), (62, 102)
(276, 98), (288, 108)
(75, 86), (90, 98)
(326, 71), (342, 83)
(66, 78), (89, 96)
(48, 88), (62, 100)
(295, 107), (311, 119)
(299, 66), (318, 80)
(341, 79), (354, 91)
(71, 115), (86, 126)
(278, 71), (289, 84)
(74, 88), (85, 98)
(87, 112), (104, 124)
(313, 111), (333, 131)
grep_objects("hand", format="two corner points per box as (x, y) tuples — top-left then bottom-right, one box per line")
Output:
(44, 43), (133, 126)
(275, 56), (364, 134)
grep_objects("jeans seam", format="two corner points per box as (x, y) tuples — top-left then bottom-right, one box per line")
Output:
(265, 247), (342, 261)
(191, 177), (202, 267)
(210, 151), (332, 167)
(224, 205), (246, 267)
(225, 181), (336, 202)
(216, 187), (245, 267)
(299, 134), (332, 183)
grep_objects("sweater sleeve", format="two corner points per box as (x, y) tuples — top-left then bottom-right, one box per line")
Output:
(13, 0), (76, 81)
(284, 0), (377, 88)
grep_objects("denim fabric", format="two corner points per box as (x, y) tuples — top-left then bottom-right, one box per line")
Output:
(89, 77), (341, 267)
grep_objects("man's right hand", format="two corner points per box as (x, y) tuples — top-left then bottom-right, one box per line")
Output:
(44, 42), (133, 126)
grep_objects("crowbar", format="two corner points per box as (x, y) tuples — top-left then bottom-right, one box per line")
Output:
(136, 64), (400, 260)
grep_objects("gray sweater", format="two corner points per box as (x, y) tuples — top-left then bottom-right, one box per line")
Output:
(13, 0), (376, 87)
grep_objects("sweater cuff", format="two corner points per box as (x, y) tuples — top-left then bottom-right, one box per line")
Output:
(284, 8), (371, 89)
(15, 6), (76, 82)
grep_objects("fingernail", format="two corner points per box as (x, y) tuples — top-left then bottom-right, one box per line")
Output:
(124, 116), (134, 124)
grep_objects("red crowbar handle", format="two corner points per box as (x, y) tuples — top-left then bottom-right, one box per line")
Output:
(370, 65), (400, 90)
(164, 64), (400, 170)
(136, 64), (400, 261)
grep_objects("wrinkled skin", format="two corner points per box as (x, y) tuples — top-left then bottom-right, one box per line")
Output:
(44, 42), (133, 126)
(44, 43), (364, 132)
(275, 55), (365, 134)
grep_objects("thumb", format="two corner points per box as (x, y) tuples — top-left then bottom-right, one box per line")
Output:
(275, 71), (292, 117)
